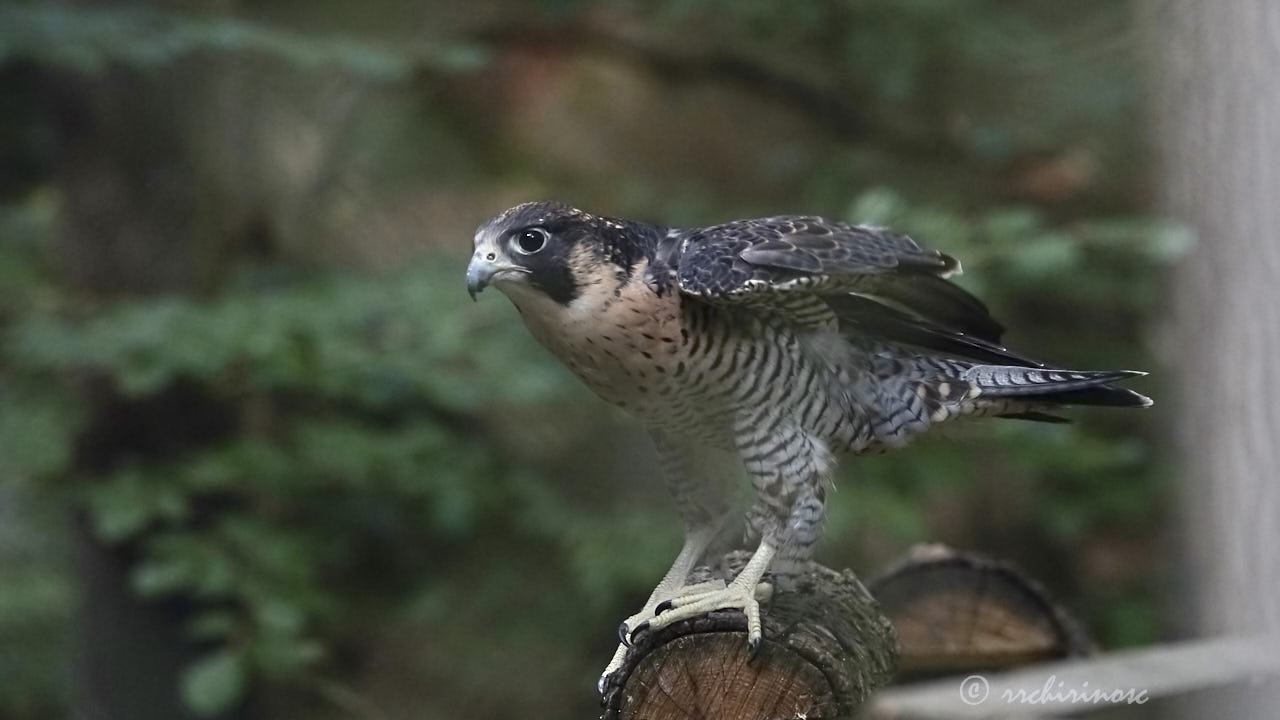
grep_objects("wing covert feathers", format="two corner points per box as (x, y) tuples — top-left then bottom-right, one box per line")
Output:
(673, 216), (959, 299)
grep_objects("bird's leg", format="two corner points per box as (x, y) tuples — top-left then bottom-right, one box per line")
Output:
(599, 435), (735, 692)
(617, 524), (722, 636)
(637, 537), (777, 648)
(638, 423), (830, 651)
(599, 524), (721, 691)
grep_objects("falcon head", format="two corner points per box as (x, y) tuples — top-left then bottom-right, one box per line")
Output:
(467, 201), (648, 307)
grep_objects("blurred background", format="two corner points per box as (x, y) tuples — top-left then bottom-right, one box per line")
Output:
(2, 1), (1275, 719)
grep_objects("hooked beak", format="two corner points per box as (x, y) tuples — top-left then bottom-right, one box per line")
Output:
(467, 254), (526, 300)
(467, 255), (497, 301)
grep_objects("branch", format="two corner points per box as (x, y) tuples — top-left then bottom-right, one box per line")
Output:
(470, 23), (958, 161)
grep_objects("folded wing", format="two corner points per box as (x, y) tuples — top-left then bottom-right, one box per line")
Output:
(672, 216), (1001, 340)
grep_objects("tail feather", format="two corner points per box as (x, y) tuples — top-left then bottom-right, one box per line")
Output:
(964, 366), (1152, 408)
(997, 411), (1072, 423)
(1021, 385), (1152, 408)
(859, 356), (1151, 450)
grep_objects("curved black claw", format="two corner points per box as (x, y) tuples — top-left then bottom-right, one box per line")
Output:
(617, 622), (632, 647)
(747, 635), (762, 658)
(654, 599), (675, 615)
(631, 620), (650, 641)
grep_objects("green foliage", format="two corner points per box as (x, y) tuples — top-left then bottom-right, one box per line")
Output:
(0, 4), (487, 79)
(846, 186), (1187, 307)
(0, 489), (72, 720)
(2, 254), (603, 713)
(0, 189), (55, 308)
(12, 267), (565, 408)
(182, 649), (247, 717)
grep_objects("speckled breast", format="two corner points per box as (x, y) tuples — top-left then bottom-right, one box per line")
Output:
(508, 266), (862, 454)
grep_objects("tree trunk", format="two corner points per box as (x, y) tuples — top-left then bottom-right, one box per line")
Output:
(1143, 1), (1280, 717)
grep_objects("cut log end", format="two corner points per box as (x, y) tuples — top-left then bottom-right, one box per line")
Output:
(868, 544), (1093, 679)
(602, 555), (899, 720)
(622, 630), (840, 720)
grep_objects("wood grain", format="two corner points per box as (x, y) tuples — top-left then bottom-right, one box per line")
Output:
(601, 554), (898, 720)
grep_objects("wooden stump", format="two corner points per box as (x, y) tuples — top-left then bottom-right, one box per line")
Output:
(600, 553), (899, 720)
(868, 544), (1092, 679)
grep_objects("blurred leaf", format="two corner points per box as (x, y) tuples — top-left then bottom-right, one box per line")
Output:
(0, 381), (80, 484)
(846, 187), (905, 226)
(181, 649), (247, 717)
(250, 636), (325, 678)
(1006, 233), (1081, 276)
(83, 469), (188, 543)
(187, 612), (238, 642)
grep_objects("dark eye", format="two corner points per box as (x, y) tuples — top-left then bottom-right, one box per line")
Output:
(513, 228), (549, 255)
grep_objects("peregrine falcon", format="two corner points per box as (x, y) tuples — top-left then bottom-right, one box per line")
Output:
(466, 201), (1150, 690)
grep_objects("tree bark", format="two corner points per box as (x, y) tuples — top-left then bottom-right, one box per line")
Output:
(1143, 1), (1280, 717)
(600, 553), (898, 720)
